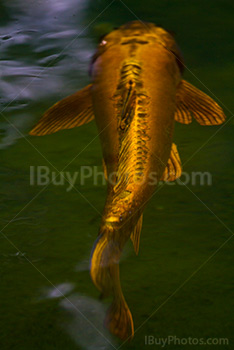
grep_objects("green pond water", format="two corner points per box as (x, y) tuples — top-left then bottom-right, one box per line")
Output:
(0, 1), (233, 349)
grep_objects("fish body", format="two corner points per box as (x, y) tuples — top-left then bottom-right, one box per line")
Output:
(30, 21), (226, 341)
(91, 22), (182, 231)
(90, 22), (183, 339)
(91, 23), (180, 178)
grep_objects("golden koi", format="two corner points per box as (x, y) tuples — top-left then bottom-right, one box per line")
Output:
(30, 21), (226, 341)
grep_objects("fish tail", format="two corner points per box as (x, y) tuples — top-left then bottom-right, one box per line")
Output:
(105, 292), (134, 341)
(90, 227), (134, 340)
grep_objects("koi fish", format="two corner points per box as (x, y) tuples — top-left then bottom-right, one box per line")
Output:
(30, 21), (226, 341)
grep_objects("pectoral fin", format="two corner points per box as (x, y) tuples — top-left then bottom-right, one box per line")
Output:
(130, 214), (143, 255)
(175, 80), (226, 125)
(161, 143), (182, 181)
(30, 84), (94, 136)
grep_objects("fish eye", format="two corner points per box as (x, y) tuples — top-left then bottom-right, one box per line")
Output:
(100, 39), (107, 46)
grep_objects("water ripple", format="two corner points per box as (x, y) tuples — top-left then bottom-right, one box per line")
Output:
(0, 0), (93, 148)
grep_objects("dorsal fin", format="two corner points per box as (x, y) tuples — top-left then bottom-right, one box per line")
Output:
(175, 80), (226, 125)
(30, 84), (94, 136)
(161, 143), (182, 181)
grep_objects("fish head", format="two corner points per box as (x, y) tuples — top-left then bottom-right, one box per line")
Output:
(90, 21), (184, 76)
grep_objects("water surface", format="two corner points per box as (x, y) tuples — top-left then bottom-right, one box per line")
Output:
(0, 1), (233, 349)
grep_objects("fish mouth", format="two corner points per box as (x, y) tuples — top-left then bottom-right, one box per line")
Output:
(121, 38), (149, 45)
(122, 20), (153, 31)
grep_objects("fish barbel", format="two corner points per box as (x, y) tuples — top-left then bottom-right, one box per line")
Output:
(30, 21), (226, 340)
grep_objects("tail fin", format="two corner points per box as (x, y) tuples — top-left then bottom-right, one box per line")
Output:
(90, 230), (134, 340)
(105, 294), (134, 341)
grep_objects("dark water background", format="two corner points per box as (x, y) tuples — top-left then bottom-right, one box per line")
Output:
(0, 1), (233, 349)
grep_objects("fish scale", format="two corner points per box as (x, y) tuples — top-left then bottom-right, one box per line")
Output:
(107, 62), (151, 221)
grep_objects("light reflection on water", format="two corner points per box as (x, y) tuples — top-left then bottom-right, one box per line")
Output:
(60, 294), (116, 350)
(40, 282), (75, 299)
(0, 0), (93, 148)
(39, 282), (116, 350)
